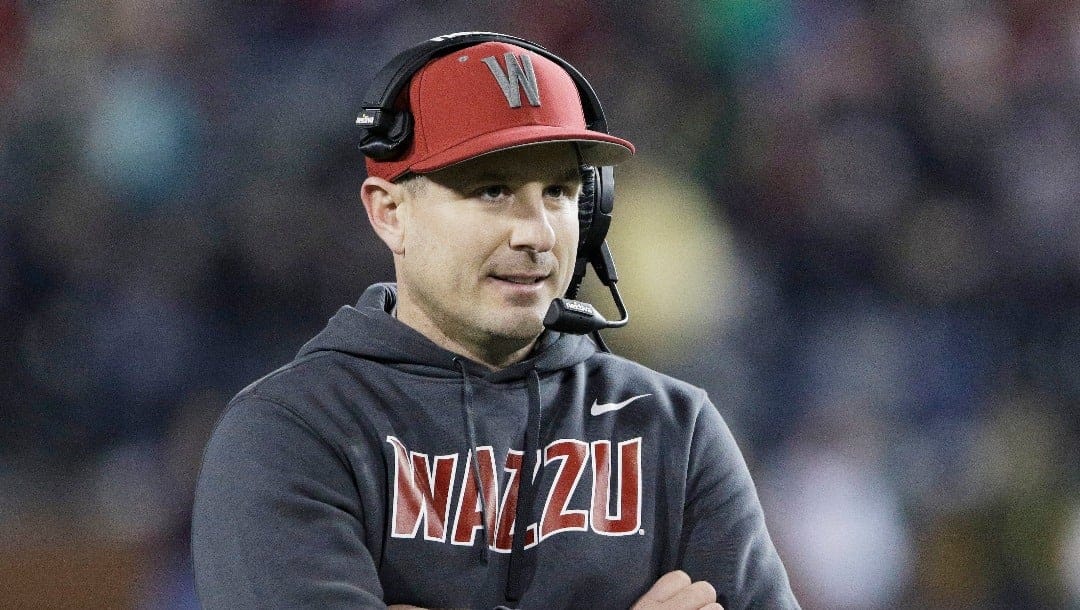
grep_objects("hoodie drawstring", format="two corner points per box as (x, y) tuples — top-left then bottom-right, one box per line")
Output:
(454, 358), (492, 566)
(506, 369), (543, 602)
(453, 359), (545, 604)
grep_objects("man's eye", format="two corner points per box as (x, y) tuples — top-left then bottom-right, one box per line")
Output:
(477, 185), (510, 201)
(544, 184), (578, 200)
(544, 185), (574, 199)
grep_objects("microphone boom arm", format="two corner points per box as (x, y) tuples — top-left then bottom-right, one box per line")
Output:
(543, 242), (628, 335)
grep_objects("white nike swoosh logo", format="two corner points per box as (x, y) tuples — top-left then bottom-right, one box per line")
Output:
(590, 394), (651, 416)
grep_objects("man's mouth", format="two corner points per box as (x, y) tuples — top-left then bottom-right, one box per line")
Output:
(490, 273), (549, 285)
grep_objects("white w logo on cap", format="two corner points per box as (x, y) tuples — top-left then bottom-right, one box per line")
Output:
(481, 53), (541, 108)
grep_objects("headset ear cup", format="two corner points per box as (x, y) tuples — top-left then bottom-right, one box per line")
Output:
(357, 111), (414, 160)
(564, 165), (598, 300)
(583, 165), (613, 257)
(578, 165), (597, 253)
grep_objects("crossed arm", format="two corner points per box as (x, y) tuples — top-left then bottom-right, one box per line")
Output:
(388, 571), (722, 610)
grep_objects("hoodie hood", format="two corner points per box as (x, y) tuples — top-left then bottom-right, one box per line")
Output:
(296, 283), (597, 382)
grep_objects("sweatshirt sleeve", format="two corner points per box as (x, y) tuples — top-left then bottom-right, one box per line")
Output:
(191, 396), (386, 609)
(678, 394), (800, 610)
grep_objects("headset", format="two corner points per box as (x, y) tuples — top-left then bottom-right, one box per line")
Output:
(356, 32), (629, 348)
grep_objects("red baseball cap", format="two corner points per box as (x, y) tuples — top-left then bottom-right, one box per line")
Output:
(365, 40), (635, 182)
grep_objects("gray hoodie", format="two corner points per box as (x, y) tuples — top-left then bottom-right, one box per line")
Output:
(191, 283), (798, 609)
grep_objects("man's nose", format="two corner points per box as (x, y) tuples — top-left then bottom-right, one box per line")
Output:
(508, 189), (558, 253)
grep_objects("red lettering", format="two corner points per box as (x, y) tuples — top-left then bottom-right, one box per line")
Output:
(539, 439), (589, 541)
(492, 450), (522, 552)
(450, 447), (499, 546)
(387, 436), (458, 541)
(590, 438), (642, 535)
(388, 437), (645, 549)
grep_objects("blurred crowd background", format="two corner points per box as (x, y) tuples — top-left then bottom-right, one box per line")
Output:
(3, 0), (1079, 607)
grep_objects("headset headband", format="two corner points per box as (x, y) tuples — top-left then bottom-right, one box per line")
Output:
(356, 31), (610, 140)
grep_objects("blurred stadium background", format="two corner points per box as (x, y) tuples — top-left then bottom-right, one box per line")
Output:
(3, 1), (1080, 607)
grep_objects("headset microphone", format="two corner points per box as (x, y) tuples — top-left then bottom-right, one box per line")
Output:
(543, 241), (628, 344)
(541, 162), (629, 350)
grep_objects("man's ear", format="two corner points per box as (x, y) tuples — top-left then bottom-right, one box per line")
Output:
(361, 176), (406, 255)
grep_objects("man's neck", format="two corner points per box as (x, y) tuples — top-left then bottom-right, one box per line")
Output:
(445, 336), (537, 371)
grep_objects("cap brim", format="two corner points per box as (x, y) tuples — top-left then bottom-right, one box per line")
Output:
(408, 126), (635, 175)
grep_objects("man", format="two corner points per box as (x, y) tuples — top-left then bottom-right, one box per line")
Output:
(192, 33), (798, 609)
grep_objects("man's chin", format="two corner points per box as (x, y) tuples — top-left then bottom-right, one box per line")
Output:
(482, 310), (547, 343)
